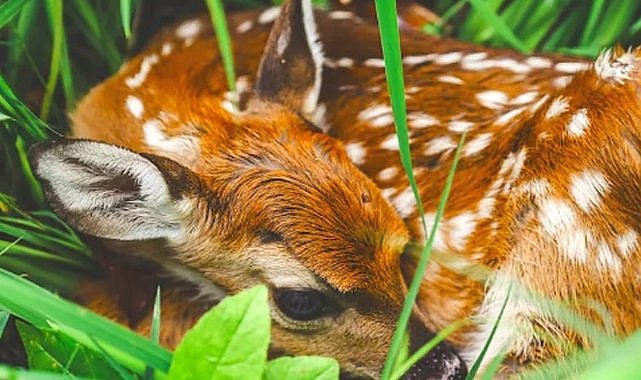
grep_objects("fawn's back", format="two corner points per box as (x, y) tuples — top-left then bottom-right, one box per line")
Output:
(43, 1), (641, 376)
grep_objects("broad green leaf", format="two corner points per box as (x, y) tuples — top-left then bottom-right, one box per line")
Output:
(17, 321), (123, 379)
(263, 356), (339, 380)
(168, 285), (270, 380)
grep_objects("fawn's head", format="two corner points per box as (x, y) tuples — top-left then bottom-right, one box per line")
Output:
(29, 0), (465, 378)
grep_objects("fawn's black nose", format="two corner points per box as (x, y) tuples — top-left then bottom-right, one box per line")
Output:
(403, 318), (467, 380)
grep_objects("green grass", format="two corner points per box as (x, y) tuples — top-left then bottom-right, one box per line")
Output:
(2, 0), (641, 379)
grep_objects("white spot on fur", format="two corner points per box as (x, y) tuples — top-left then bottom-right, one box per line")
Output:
(364, 58), (385, 68)
(461, 52), (489, 65)
(408, 112), (438, 128)
(511, 91), (539, 105)
(143, 119), (200, 162)
(381, 187), (396, 201)
(125, 96), (144, 119)
(463, 133), (493, 157)
(448, 212), (477, 250)
(370, 113), (395, 128)
(358, 105), (392, 121)
(328, 10), (354, 20)
(569, 170), (609, 212)
(377, 167), (398, 182)
(258, 6), (281, 24)
(545, 96), (569, 119)
(617, 229), (638, 258)
(495, 107), (526, 126)
(595, 49), (638, 84)
(476, 90), (508, 110)
(406, 86), (421, 94)
(555, 61), (590, 73)
(425, 136), (457, 156)
(538, 197), (576, 237)
(437, 75), (464, 85)
(553, 76), (572, 89)
(448, 120), (474, 133)
(161, 42), (173, 56)
(391, 187), (416, 218)
(344, 142), (366, 165)
(403, 54), (436, 65)
(236, 20), (254, 33)
(525, 56), (552, 69)
(125, 54), (159, 89)
(435, 52), (463, 65)
(557, 227), (592, 263)
(566, 108), (590, 137)
(597, 240), (622, 273)
(380, 135), (400, 151)
(175, 19), (203, 39)
(325, 57), (354, 68)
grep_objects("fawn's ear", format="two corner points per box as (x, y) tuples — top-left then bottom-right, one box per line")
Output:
(29, 140), (201, 241)
(254, 0), (323, 116)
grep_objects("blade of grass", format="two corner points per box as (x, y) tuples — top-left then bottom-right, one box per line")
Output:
(15, 135), (45, 207)
(144, 287), (162, 380)
(69, 0), (122, 72)
(373, 1), (469, 376)
(119, 0), (133, 39)
(466, 0), (530, 53)
(579, 0), (606, 45)
(0, 310), (8, 339)
(6, 0), (40, 83)
(205, 0), (237, 104)
(39, 0), (63, 121)
(0, 0), (29, 28)
(0, 74), (51, 140)
(466, 283), (512, 379)
(0, 267), (172, 374)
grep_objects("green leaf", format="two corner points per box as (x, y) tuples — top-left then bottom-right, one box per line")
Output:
(17, 321), (123, 379)
(263, 356), (339, 380)
(168, 285), (270, 380)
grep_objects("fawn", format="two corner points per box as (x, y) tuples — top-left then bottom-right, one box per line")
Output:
(28, 0), (641, 378)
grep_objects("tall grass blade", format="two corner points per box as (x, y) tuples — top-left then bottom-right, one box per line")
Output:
(205, 0), (237, 101)
(0, 0), (29, 28)
(467, 0), (530, 53)
(119, 0), (133, 39)
(39, 0), (63, 121)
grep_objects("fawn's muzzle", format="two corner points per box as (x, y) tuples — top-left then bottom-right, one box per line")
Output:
(403, 319), (467, 380)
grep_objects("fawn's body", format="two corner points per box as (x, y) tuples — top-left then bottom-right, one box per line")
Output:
(31, 1), (641, 378)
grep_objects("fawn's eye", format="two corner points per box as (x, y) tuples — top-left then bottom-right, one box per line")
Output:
(274, 288), (335, 321)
